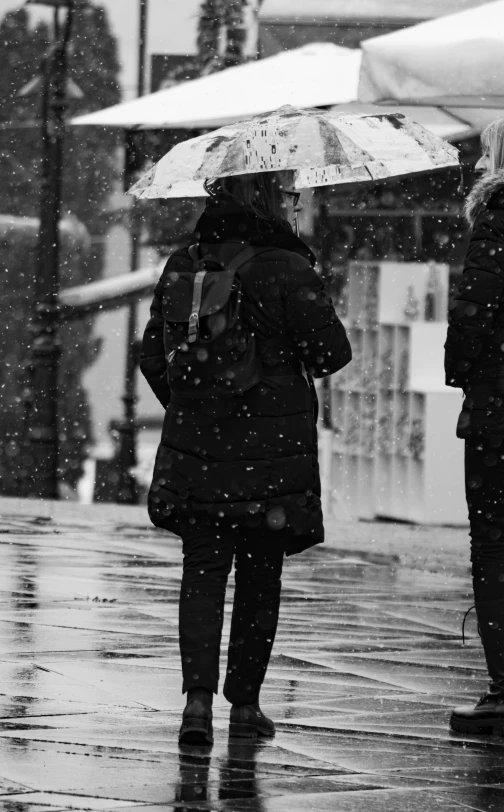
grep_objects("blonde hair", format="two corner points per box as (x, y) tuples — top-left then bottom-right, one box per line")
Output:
(481, 118), (504, 173)
(204, 171), (293, 231)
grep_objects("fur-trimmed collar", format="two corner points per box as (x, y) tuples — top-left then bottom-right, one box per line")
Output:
(465, 170), (504, 226)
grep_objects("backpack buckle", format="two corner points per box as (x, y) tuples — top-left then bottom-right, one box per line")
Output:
(188, 311), (199, 343)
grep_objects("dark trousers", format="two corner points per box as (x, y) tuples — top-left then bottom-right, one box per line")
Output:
(179, 522), (286, 705)
(465, 436), (504, 601)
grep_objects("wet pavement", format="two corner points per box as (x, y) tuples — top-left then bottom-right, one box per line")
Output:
(0, 498), (500, 811)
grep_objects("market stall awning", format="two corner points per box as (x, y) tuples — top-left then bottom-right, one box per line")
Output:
(359, 0), (504, 107)
(259, 0), (491, 23)
(72, 41), (480, 142)
(73, 43), (361, 130)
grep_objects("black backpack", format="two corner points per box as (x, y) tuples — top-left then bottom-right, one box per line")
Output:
(161, 242), (270, 398)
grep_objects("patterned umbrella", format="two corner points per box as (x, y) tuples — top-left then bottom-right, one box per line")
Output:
(128, 105), (459, 199)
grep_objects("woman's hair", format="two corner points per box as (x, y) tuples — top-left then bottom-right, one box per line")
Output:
(204, 171), (293, 231)
(481, 118), (504, 173)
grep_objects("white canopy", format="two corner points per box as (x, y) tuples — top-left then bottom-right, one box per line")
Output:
(259, 0), (490, 22)
(72, 42), (480, 141)
(73, 43), (361, 130)
(359, 0), (504, 107)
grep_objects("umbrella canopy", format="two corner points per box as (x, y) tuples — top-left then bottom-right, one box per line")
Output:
(330, 102), (482, 140)
(128, 106), (459, 200)
(359, 0), (504, 107)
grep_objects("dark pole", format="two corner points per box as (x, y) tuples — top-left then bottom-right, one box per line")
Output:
(114, 0), (148, 503)
(137, 0), (148, 98)
(24, 1), (75, 499)
(319, 187), (332, 430)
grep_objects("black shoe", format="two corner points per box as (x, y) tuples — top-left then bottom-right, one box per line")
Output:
(229, 702), (275, 740)
(179, 691), (214, 746)
(450, 688), (504, 735)
(450, 596), (504, 736)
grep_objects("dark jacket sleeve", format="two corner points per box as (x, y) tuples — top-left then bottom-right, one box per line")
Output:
(284, 253), (352, 378)
(444, 209), (504, 389)
(140, 279), (171, 409)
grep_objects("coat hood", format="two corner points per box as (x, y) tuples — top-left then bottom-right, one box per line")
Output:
(465, 170), (504, 226)
(194, 196), (316, 266)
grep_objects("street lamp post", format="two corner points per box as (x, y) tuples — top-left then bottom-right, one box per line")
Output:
(23, 0), (76, 499)
(112, 0), (149, 504)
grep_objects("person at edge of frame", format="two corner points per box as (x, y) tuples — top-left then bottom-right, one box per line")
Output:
(140, 169), (352, 745)
(446, 118), (504, 735)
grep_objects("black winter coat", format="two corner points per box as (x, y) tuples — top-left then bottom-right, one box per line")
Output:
(140, 199), (352, 555)
(445, 170), (504, 438)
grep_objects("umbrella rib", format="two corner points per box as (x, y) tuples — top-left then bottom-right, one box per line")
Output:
(438, 106), (474, 129)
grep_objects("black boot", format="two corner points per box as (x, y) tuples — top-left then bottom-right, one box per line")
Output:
(179, 687), (214, 745)
(451, 598), (504, 735)
(229, 702), (275, 740)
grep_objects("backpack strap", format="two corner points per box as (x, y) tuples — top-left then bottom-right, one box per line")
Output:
(189, 242), (273, 273)
(188, 270), (206, 344)
(184, 244), (272, 344)
(187, 244), (206, 344)
(188, 243), (205, 270)
(224, 244), (273, 272)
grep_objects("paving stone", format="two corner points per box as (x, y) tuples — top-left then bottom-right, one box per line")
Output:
(0, 498), (500, 811)
(1, 795), (138, 810)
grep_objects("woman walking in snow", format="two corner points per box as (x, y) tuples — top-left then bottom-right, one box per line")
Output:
(446, 119), (504, 734)
(141, 170), (351, 745)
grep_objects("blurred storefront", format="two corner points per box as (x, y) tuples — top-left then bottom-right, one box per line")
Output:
(254, 2), (490, 524)
(256, 0), (487, 280)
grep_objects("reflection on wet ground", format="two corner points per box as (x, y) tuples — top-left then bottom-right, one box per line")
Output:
(0, 503), (500, 810)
